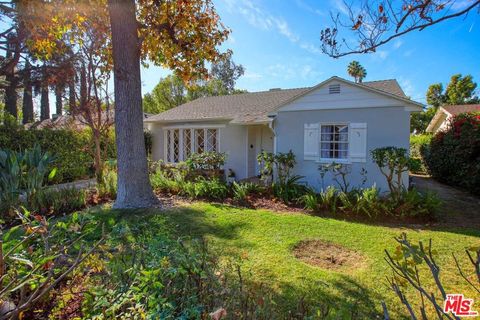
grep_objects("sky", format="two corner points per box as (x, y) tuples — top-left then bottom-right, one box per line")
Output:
(140, 0), (480, 105)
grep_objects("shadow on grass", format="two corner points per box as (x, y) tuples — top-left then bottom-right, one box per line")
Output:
(82, 205), (398, 318)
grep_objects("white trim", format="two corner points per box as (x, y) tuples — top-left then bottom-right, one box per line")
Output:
(163, 124), (226, 129)
(163, 127), (220, 163)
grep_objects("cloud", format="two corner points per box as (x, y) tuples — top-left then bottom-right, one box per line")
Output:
(393, 39), (403, 49)
(224, 0), (323, 55)
(295, 0), (325, 16)
(243, 71), (263, 80)
(376, 50), (389, 60)
(330, 0), (350, 16)
(403, 49), (415, 57)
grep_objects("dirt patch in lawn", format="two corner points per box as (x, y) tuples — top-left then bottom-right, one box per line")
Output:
(293, 240), (367, 271)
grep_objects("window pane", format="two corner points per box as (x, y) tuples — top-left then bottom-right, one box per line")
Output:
(183, 129), (192, 160)
(320, 124), (349, 159)
(173, 129), (180, 162)
(166, 130), (171, 162)
(206, 129), (217, 152)
(195, 129), (204, 153)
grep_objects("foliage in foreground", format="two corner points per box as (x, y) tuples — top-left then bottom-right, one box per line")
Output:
(0, 209), (101, 319)
(384, 233), (480, 320)
(424, 112), (480, 195)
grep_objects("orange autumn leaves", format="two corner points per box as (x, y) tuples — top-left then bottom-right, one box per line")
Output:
(19, 0), (229, 84)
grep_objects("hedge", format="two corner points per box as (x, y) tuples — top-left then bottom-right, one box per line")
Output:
(0, 123), (116, 184)
(424, 112), (480, 195)
(410, 134), (432, 174)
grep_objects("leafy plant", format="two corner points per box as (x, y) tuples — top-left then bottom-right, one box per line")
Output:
(273, 175), (307, 204)
(0, 208), (102, 319)
(371, 147), (416, 195)
(257, 150), (296, 186)
(299, 190), (319, 211)
(185, 152), (227, 171)
(0, 145), (57, 217)
(29, 187), (86, 215)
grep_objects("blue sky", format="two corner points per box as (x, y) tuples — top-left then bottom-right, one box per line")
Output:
(141, 0), (480, 104)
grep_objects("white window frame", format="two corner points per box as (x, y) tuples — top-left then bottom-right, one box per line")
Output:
(318, 123), (350, 163)
(164, 126), (221, 163)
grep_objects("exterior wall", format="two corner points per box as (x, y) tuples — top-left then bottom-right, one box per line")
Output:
(149, 121), (250, 180)
(275, 107), (411, 193)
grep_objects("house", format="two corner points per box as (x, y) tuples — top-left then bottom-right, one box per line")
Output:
(27, 110), (153, 131)
(426, 104), (480, 133)
(144, 76), (423, 192)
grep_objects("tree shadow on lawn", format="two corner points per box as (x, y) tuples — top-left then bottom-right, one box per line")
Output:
(243, 271), (388, 318)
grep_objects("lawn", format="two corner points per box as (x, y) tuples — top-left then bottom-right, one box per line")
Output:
(87, 202), (480, 318)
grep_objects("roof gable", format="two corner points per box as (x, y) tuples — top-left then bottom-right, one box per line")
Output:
(146, 76), (422, 123)
(273, 77), (422, 114)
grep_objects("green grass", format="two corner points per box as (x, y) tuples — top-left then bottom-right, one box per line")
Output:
(88, 202), (480, 318)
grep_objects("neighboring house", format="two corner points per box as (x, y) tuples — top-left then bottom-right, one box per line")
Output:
(145, 76), (423, 192)
(27, 111), (153, 130)
(426, 104), (480, 133)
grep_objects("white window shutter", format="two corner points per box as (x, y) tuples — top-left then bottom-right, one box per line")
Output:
(304, 123), (319, 160)
(349, 123), (367, 163)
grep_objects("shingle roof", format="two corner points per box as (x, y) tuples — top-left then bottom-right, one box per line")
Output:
(147, 78), (410, 123)
(442, 104), (480, 116)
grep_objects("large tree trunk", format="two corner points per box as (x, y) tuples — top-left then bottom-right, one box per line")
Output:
(108, 0), (157, 208)
(22, 61), (34, 124)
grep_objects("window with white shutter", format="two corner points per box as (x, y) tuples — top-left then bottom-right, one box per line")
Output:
(304, 123), (319, 160)
(349, 123), (367, 162)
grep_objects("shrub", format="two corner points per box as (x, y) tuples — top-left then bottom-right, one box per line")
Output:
(371, 147), (417, 195)
(319, 186), (339, 214)
(272, 175), (307, 203)
(0, 124), (98, 183)
(182, 177), (228, 201)
(29, 187), (86, 215)
(97, 165), (118, 199)
(0, 145), (57, 217)
(299, 190), (319, 211)
(384, 188), (441, 218)
(257, 150), (296, 185)
(424, 112), (480, 194)
(410, 134), (432, 174)
(185, 151), (226, 171)
(232, 182), (261, 205)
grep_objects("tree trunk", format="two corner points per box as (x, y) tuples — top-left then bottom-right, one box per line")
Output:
(4, 37), (17, 119)
(93, 129), (104, 183)
(108, 0), (157, 208)
(40, 82), (50, 121)
(55, 83), (63, 116)
(22, 62), (34, 124)
(69, 77), (76, 111)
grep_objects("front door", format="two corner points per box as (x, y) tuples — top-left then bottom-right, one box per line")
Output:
(247, 125), (274, 177)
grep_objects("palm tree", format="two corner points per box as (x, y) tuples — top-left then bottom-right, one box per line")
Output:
(347, 61), (367, 83)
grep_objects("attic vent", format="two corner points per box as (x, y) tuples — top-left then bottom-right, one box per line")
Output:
(329, 84), (341, 94)
(269, 88), (281, 91)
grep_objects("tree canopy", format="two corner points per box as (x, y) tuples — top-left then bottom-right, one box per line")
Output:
(347, 61), (366, 83)
(320, 0), (480, 58)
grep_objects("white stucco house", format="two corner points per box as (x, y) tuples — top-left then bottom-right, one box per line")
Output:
(144, 76), (423, 192)
(426, 104), (480, 133)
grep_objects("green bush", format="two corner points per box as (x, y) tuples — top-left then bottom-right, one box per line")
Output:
(182, 177), (228, 200)
(0, 145), (57, 217)
(424, 112), (480, 195)
(410, 134), (432, 174)
(0, 124), (99, 183)
(185, 151), (226, 171)
(300, 185), (440, 220)
(29, 187), (86, 215)
(97, 165), (118, 199)
(232, 182), (261, 205)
